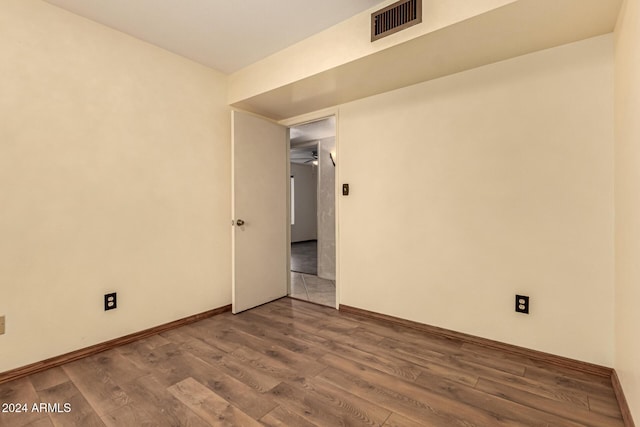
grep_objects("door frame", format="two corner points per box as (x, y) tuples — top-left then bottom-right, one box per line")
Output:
(280, 107), (340, 309)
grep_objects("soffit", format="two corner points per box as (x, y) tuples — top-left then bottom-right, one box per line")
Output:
(231, 0), (622, 120)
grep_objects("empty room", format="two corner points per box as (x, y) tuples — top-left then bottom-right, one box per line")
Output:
(1, 0), (639, 426)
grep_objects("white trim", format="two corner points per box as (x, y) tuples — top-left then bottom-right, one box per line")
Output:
(279, 107), (340, 128)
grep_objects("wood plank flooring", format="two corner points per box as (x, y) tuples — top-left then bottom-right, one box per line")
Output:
(0, 298), (624, 426)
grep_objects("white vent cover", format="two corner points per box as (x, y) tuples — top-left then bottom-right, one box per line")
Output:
(371, 0), (422, 41)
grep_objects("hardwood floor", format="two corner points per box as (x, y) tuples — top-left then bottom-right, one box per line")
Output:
(0, 298), (625, 426)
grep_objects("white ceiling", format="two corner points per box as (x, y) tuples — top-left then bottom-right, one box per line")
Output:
(43, 0), (388, 74)
(290, 117), (336, 146)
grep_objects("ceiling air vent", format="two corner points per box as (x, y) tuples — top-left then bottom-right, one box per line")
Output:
(371, 0), (422, 41)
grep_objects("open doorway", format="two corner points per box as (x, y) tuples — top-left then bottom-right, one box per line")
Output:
(288, 116), (336, 307)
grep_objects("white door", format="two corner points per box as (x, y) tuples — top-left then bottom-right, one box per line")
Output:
(232, 111), (289, 314)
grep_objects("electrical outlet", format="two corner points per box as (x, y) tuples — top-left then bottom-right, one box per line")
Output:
(515, 295), (529, 314)
(104, 293), (117, 311)
(0, 315), (5, 335)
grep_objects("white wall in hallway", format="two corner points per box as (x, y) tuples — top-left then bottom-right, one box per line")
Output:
(291, 163), (318, 242)
(318, 137), (337, 280)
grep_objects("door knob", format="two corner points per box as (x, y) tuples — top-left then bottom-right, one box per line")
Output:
(236, 219), (245, 226)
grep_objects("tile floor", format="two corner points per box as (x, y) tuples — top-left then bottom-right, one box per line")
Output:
(290, 240), (317, 275)
(290, 271), (335, 307)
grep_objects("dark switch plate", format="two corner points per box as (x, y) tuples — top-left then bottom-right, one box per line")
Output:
(104, 293), (117, 311)
(342, 183), (349, 196)
(515, 295), (529, 314)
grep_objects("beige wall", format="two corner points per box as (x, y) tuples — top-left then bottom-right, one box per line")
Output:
(0, 0), (231, 372)
(338, 35), (615, 365)
(614, 0), (640, 420)
(290, 163), (317, 243)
